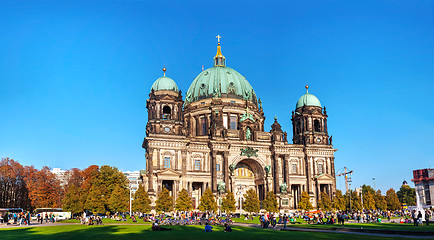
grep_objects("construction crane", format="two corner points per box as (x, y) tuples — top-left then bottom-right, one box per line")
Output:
(336, 167), (353, 193)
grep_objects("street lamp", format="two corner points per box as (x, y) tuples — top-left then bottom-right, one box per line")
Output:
(129, 185), (133, 216)
(372, 177), (375, 191)
(237, 184), (245, 214)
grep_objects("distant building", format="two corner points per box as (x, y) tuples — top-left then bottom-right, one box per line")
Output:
(122, 171), (143, 195)
(412, 168), (434, 206)
(50, 168), (69, 186)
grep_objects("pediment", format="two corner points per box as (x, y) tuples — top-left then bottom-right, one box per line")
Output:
(156, 168), (182, 177)
(315, 173), (334, 181)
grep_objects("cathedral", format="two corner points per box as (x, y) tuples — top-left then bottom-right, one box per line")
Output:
(142, 37), (337, 211)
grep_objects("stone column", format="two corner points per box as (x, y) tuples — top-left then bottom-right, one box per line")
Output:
(272, 153), (279, 193)
(211, 151), (217, 192)
(284, 154), (290, 184)
(147, 149), (155, 193)
(223, 152), (229, 192)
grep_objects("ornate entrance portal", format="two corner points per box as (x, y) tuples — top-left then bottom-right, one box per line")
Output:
(233, 159), (266, 208)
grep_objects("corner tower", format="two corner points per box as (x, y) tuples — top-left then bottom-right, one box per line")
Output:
(146, 67), (184, 136)
(291, 85), (330, 145)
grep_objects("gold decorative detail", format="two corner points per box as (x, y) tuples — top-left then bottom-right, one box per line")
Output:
(214, 35), (225, 66)
(163, 67), (166, 76)
(305, 84), (309, 93)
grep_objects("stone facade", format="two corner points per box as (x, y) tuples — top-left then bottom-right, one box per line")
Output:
(142, 41), (337, 211)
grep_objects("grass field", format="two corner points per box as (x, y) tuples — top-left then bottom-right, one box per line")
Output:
(59, 217), (152, 225)
(289, 222), (434, 232)
(0, 224), (431, 240)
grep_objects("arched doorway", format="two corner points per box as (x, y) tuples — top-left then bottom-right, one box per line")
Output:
(233, 159), (266, 211)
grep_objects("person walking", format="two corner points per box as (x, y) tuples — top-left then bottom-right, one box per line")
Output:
(425, 211), (430, 226)
(412, 210), (417, 226)
(417, 211), (423, 227)
(283, 214), (288, 229)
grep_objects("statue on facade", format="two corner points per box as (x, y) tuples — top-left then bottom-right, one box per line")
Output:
(229, 164), (236, 174)
(280, 182), (288, 194)
(217, 181), (225, 193)
(246, 127), (252, 140)
(329, 135), (333, 145)
(264, 165), (271, 175)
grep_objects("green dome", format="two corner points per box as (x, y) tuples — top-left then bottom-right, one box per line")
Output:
(185, 66), (256, 104)
(296, 92), (321, 109)
(151, 76), (178, 92)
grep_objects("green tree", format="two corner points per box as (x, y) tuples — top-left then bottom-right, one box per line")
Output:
(375, 190), (387, 211)
(317, 191), (332, 211)
(363, 191), (376, 210)
(62, 185), (83, 214)
(243, 189), (260, 213)
(221, 191), (236, 213)
(175, 188), (194, 211)
(346, 190), (362, 211)
(299, 191), (313, 211)
(108, 185), (129, 213)
(132, 184), (152, 213)
(156, 187), (173, 213)
(386, 188), (401, 210)
(263, 191), (279, 212)
(397, 185), (416, 206)
(332, 190), (345, 210)
(84, 184), (106, 214)
(199, 188), (217, 212)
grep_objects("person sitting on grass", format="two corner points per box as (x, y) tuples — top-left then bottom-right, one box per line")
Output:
(151, 220), (171, 231)
(224, 223), (232, 232)
(205, 222), (213, 232)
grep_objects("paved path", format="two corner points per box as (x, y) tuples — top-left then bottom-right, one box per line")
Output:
(232, 222), (434, 239)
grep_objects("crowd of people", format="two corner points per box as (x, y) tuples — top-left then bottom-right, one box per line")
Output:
(0, 211), (58, 226)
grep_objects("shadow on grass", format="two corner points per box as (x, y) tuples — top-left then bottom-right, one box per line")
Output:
(0, 224), (413, 240)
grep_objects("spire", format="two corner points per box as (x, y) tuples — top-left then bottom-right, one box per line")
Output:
(305, 84), (309, 93)
(163, 66), (166, 76)
(214, 35), (226, 67)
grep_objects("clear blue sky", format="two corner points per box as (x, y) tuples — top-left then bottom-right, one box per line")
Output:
(1, 0), (433, 193)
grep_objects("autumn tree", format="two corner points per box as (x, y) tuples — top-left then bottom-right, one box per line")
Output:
(243, 189), (260, 213)
(299, 191), (313, 211)
(24, 166), (63, 209)
(108, 185), (129, 213)
(361, 185), (376, 210)
(221, 191), (236, 213)
(263, 191), (278, 212)
(397, 185), (416, 206)
(375, 190), (387, 211)
(0, 158), (31, 210)
(386, 188), (401, 210)
(175, 188), (193, 211)
(332, 190), (346, 210)
(199, 188), (217, 212)
(132, 184), (152, 213)
(62, 168), (84, 214)
(318, 191), (332, 211)
(156, 187), (173, 213)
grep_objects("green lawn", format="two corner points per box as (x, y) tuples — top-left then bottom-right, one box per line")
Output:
(59, 217), (152, 225)
(0, 224), (428, 240)
(288, 222), (434, 232)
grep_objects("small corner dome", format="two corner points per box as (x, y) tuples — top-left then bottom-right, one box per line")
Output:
(151, 76), (178, 92)
(296, 93), (321, 109)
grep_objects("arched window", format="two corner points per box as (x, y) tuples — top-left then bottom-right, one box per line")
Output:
(162, 106), (171, 120)
(318, 163), (324, 174)
(314, 119), (320, 132)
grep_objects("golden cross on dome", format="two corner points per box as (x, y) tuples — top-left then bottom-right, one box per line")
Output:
(216, 35), (221, 44)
